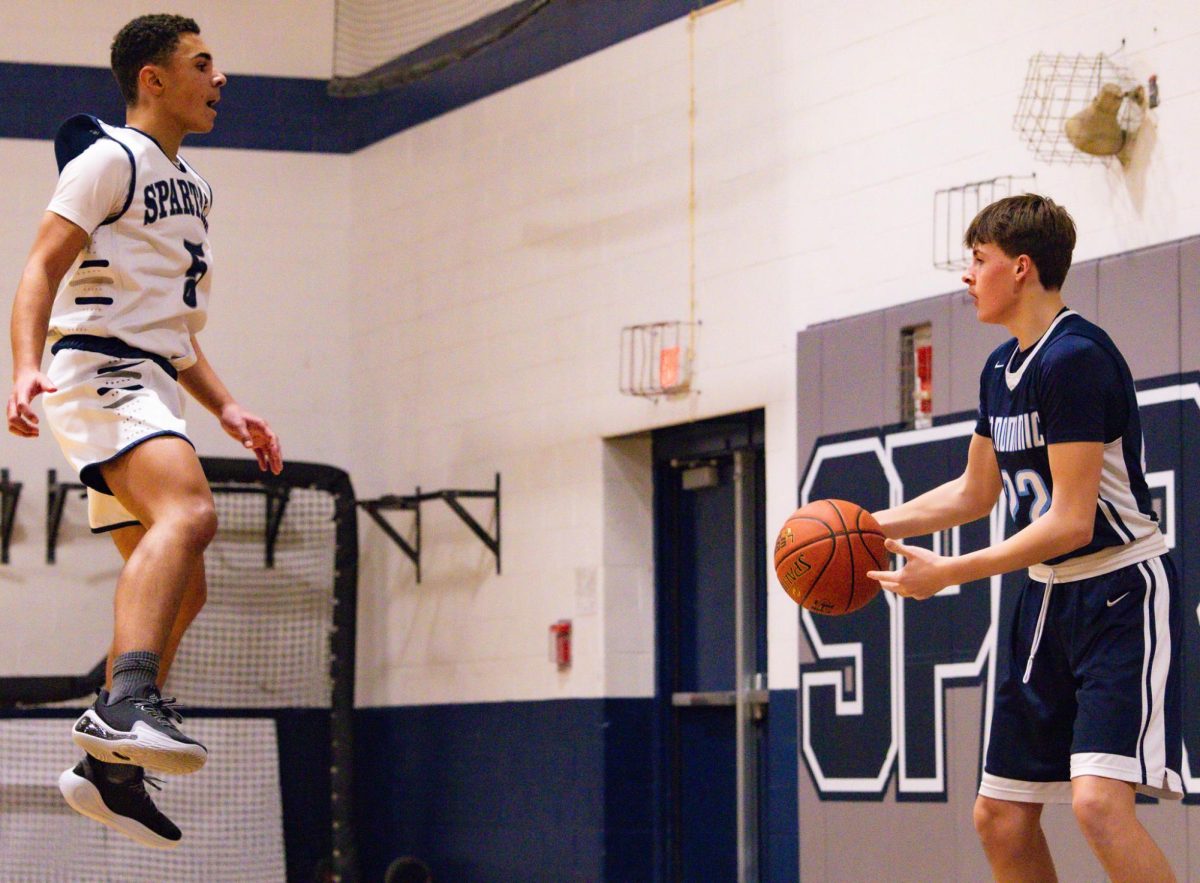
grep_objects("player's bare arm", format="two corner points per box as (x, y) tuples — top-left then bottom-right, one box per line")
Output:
(870, 440), (1103, 599)
(872, 432), (1003, 540)
(7, 212), (87, 437)
(178, 334), (283, 474)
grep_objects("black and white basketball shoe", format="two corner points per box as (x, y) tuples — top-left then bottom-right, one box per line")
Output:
(73, 686), (207, 775)
(59, 755), (182, 849)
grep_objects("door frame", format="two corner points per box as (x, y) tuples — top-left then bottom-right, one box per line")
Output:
(652, 410), (767, 882)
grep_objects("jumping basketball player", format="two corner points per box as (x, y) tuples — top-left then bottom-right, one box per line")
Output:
(7, 15), (282, 848)
(867, 195), (1180, 882)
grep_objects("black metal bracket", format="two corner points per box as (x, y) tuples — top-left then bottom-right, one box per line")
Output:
(0, 655), (106, 708)
(1, 469), (22, 565)
(45, 470), (291, 568)
(210, 480), (291, 568)
(359, 493), (422, 581)
(47, 469), (87, 564)
(359, 473), (500, 583)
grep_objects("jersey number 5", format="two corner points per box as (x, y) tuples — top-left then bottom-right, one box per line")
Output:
(183, 240), (207, 308)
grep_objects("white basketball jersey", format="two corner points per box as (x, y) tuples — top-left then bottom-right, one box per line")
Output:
(45, 115), (213, 370)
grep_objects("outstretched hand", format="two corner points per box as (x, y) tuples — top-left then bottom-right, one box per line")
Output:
(866, 538), (954, 600)
(219, 403), (283, 474)
(7, 370), (57, 438)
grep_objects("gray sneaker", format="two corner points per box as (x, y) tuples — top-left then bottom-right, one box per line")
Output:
(72, 686), (207, 775)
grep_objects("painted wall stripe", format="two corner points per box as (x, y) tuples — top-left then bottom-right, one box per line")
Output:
(0, 1), (724, 154)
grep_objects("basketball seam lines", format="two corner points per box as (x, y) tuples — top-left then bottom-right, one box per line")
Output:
(829, 500), (855, 614)
(783, 529), (885, 551)
(794, 516), (835, 610)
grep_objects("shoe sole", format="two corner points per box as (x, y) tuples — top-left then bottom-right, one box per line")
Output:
(73, 711), (207, 775)
(58, 768), (181, 850)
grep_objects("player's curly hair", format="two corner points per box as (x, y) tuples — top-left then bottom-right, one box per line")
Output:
(110, 14), (201, 106)
(964, 194), (1077, 291)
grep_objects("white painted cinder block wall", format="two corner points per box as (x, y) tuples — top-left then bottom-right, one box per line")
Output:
(1, 1), (1199, 706)
(0, 143), (354, 676)
(348, 0), (1200, 706)
(0, 2), (349, 676)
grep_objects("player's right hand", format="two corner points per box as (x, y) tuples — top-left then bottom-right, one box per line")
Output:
(6, 371), (57, 438)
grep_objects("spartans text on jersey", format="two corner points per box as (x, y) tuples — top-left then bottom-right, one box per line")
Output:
(143, 177), (209, 229)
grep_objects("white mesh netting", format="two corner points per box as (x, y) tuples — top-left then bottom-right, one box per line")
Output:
(0, 718), (285, 882)
(0, 473), (345, 878)
(165, 484), (337, 708)
(333, 0), (518, 76)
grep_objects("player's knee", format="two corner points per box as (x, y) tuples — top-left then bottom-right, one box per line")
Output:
(973, 797), (1005, 843)
(1071, 787), (1124, 844)
(973, 796), (1032, 851)
(171, 498), (218, 552)
(191, 501), (218, 550)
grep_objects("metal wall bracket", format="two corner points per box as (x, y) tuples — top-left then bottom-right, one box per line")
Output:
(359, 473), (500, 583)
(44, 470), (291, 568)
(210, 481), (291, 568)
(1, 469), (22, 564)
(359, 493), (421, 581)
(0, 655), (105, 708)
(46, 469), (87, 564)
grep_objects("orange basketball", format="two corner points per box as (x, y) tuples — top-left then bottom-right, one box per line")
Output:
(774, 499), (886, 615)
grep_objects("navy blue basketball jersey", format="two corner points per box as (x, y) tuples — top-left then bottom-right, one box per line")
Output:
(975, 308), (1166, 580)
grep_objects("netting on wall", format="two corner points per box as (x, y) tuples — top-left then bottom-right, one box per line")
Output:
(0, 718), (285, 883)
(0, 459), (358, 882)
(330, 0), (553, 96)
(166, 483), (336, 707)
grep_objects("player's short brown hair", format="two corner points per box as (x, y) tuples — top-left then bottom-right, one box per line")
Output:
(964, 194), (1077, 291)
(110, 14), (200, 106)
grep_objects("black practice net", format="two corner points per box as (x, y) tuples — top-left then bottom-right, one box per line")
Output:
(0, 458), (358, 882)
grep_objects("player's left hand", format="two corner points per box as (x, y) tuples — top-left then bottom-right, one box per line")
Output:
(866, 538), (954, 600)
(219, 403), (283, 474)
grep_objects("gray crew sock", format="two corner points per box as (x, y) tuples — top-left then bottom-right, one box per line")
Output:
(108, 651), (161, 705)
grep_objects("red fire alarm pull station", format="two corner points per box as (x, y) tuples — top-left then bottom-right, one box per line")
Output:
(550, 620), (572, 669)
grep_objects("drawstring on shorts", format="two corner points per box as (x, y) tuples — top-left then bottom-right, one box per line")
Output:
(1022, 570), (1055, 684)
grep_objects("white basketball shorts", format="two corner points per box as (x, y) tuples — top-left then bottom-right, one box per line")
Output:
(42, 337), (193, 532)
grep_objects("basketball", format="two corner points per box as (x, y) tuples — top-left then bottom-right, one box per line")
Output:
(774, 499), (886, 615)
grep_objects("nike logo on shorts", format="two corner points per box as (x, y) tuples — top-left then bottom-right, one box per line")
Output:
(1107, 591), (1131, 607)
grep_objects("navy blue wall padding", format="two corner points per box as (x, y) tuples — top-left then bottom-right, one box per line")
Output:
(1, 0), (725, 153)
(600, 698), (658, 882)
(353, 694), (801, 882)
(273, 709), (333, 882)
(353, 698), (655, 882)
(766, 689), (799, 883)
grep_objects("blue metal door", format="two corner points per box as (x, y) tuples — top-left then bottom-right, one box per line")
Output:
(654, 412), (767, 882)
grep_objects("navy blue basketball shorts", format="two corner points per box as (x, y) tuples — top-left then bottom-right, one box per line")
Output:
(979, 554), (1183, 803)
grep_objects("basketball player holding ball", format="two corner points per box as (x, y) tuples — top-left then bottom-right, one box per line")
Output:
(865, 195), (1180, 882)
(7, 15), (282, 847)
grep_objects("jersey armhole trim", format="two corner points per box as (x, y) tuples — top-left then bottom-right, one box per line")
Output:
(55, 114), (136, 227)
(180, 155), (214, 214)
(98, 138), (136, 227)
